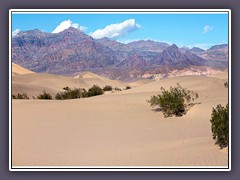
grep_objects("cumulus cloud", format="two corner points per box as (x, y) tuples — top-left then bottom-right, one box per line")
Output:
(52, 20), (87, 33)
(12, 29), (20, 37)
(203, 25), (214, 33)
(89, 19), (141, 39)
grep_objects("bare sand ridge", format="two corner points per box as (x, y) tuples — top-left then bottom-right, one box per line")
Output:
(12, 63), (34, 75)
(12, 64), (127, 97)
(12, 69), (228, 167)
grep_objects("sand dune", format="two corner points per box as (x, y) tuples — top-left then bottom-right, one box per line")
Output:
(12, 67), (127, 97)
(12, 63), (34, 75)
(12, 73), (86, 97)
(128, 78), (154, 87)
(209, 72), (228, 80)
(75, 71), (127, 89)
(12, 72), (228, 167)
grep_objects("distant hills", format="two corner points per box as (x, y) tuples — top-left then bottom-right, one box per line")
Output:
(12, 27), (228, 81)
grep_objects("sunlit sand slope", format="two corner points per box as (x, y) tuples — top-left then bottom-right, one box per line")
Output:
(12, 73), (228, 166)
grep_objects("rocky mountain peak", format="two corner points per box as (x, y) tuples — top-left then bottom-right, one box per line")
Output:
(61, 27), (82, 33)
(208, 44), (228, 51)
(168, 44), (179, 50)
(11, 28), (228, 80)
(17, 28), (47, 37)
(190, 47), (205, 53)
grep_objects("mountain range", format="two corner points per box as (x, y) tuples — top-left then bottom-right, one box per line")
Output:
(12, 27), (228, 81)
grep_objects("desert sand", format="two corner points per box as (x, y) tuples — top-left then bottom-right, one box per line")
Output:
(12, 65), (127, 98)
(12, 63), (34, 75)
(12, 66), (228, 167)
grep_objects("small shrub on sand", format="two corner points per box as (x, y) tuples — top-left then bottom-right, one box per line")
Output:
(12, 93), (29, 99)
(210, 104), (229, 148)
(224, 82), (228, 88)
(125, 85), (131, 90)
(55, 87), (87, 100)
(36, 90), (53, 100)
(103, 85), (113, 91)
(147, 83), (199, 117)
(114, 87), (122, 91)
(87, 85), (104, 97)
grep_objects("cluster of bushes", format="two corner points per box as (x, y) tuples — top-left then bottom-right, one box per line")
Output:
(26, 85), (104, 100)
(12, 91), (53, 100)
(55, 87), (87, 100)
(12, 93), (29, 99)
(147, 83), (199, 117)
(56, 85), (104, 100)
(12, 84), (128, 100)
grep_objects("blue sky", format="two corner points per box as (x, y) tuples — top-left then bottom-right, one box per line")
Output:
(12, 13), (229, 49)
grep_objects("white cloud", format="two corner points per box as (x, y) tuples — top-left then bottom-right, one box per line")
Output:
(12, 29), (20, 37)
(52, 20), (87, 33)
(89, 19), (141, 39)
(203, 25), (214, 33)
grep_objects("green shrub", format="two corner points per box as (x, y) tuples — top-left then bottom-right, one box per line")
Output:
(87, 85), (104, 97)
(103, 85), (113, 91)
(12, 93), (29, 99)
(210, 104), (229, 148)
(125, 86), (131, 90)
(55, 87), (86, 100)
(147, 83), (199, 117)
(37, 90), (53, 100)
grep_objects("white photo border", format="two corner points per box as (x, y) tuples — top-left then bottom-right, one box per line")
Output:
(9, 9), (231, 171)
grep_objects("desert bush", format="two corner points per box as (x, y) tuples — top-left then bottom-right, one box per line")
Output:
(12, 93), (29, 99)
(125, 86), (131, 90)
(103, 85), (113, 91)
(114, 87), (122, 91)
(224, 82), (228, 88)
(36, 90), (53, 100)
(55, 87), (86, 100)
(147, 83), (199, 117)
(210, 104), (229, 148)
(87, 85), (104, 97)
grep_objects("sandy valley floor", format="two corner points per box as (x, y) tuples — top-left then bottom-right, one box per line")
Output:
(12, 67), (228, 167)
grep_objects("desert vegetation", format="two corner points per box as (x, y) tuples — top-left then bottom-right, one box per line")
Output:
(36, 90), (53, 100)
(55, 85), (104, 100)
(55, 87), (87, 100)
(210, 104), (229, 148)
(103, 85), (113, 91)
(147, 83), (199, 117)
(224, 82), (228, 88)
(114, 87), (122, 91)
(12, 93), (29, 99)
(87, 85), (104, 97)
(209, 81), (228, 148)
(125, 86), (131, 90)
(12, 84), (127, 101)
